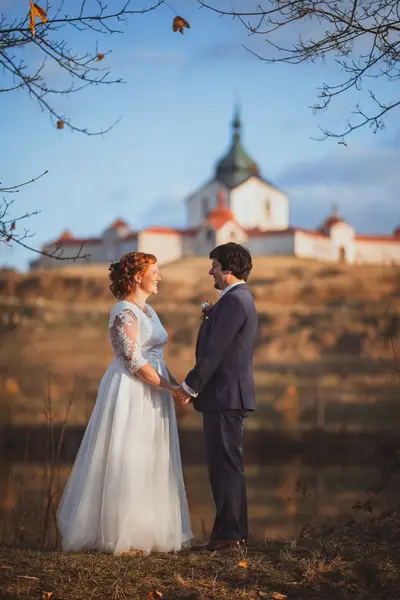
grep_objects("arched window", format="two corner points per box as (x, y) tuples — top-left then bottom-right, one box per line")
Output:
(339, 247), (347, 263)
(202, 197), (209, 217)
(265, 199), (271, 218)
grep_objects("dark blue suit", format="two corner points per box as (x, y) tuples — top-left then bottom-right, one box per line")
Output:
(185, 283), (258, 541)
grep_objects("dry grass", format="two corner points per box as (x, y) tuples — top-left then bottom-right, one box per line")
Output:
(1, 514), (399, 599)
(1, 256), (399, 427)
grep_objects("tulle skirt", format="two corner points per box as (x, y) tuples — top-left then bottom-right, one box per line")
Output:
(57, 359), (192, 554)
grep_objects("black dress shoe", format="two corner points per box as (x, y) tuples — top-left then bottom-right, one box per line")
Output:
(190, 539), (243, 552)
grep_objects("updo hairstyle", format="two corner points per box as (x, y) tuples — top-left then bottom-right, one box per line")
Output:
(108, 251), (157, 299)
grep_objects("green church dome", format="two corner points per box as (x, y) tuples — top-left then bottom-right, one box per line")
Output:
(215, 105), (260, 189)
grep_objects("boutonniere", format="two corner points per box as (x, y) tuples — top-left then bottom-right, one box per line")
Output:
(200, 301), (215, 323)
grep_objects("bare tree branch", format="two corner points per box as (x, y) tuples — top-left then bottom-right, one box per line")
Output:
(0, 1), (165, 134)
(0, 170), (48, 193)
(196, 0), (400, 139)
(0, 172), (90, 263)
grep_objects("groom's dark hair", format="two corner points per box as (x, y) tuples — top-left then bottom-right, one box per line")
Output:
(209, 243), (253, 281)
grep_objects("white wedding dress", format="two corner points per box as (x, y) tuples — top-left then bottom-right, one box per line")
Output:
(57, 300), (192, 554)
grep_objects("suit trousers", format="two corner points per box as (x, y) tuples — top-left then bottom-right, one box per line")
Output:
(202, 410), (248, 541)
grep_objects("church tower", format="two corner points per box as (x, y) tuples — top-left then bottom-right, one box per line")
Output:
(185, 107), (289, 231)
(214, 104), (260, 189)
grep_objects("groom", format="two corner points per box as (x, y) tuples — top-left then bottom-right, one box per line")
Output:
(175, 242), (258, 551)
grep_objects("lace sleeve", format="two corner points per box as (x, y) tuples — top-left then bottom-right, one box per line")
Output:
(109, 309), (148, 374)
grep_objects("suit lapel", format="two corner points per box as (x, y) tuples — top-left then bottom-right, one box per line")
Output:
(195, 285), (249, 356)
(195, 303), (217, 356)
(195, 322), (204, 356)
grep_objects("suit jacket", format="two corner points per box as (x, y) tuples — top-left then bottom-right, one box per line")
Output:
(185, 283), (258, 412)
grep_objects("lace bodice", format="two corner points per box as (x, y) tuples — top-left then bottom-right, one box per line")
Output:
(108, 301), (168, 374)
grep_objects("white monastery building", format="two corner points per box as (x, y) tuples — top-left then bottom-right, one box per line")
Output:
(32, 109), (400, 269)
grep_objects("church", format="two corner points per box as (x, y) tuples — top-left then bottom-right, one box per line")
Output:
(31, 108), (400, 269)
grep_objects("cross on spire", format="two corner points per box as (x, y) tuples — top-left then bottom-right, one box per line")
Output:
(232, 100), (241, 140)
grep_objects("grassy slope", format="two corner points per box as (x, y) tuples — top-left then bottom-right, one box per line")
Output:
(0, 257), (399, 426)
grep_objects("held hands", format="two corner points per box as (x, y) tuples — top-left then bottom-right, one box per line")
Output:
(171, 385), (191, 406)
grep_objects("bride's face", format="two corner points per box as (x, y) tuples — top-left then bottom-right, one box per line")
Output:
(136, 262), (161, 295)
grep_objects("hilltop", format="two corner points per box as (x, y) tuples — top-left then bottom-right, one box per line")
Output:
(0, 257), (399, 427)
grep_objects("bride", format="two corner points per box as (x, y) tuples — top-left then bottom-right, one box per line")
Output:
(57, 251), (193, 554)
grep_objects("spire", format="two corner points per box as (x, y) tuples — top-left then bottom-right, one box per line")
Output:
(320, 203), (345, 233)
(215, 104), (260, 189)
(232, 99), (241, 141)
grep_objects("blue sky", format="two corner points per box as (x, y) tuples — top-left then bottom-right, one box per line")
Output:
(1, 0), (399, 270)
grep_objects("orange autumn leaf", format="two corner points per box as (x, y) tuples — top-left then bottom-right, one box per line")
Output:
(172, 16), (190, 35)
(272, 593), (287, 600)
(146, 592), (163, 600)
(96, 53), (105, 61)
(6, 235), (12, 243)
(237, 560), (248, 568)
(41, 593), (54, 600)
(56, 120), (64, 129)
(11, 222), (16, 230)
(29, 2), (48, 36)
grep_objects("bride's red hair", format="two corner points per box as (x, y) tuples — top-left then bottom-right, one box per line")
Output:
(108, 251), (157, 299)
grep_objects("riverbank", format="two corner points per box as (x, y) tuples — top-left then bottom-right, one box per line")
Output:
(1, 514), (399, 600)
(2, 425), (399, 464)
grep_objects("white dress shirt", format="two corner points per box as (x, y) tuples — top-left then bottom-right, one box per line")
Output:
(182, 281), (246, 397)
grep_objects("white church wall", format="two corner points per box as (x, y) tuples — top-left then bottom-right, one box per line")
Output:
(230, 177), (289, 231)
(215, 221), (248, 246)
(328, 222), (356, 263)
(181, 233), (196, 256)
(119, 237), (139, 257)
(102, 228), (124, 262)
(193, 227), (217, 256)
(248, 232), (294, 255)
(85, 242), (108, 263)
(138, 231), (183, 264)
(186, 180), (226, 228)
(294, 232), (334, 261)
(354, 239), (400, 264)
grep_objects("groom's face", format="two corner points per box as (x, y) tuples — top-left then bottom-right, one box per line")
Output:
(209, 259), (228, 290)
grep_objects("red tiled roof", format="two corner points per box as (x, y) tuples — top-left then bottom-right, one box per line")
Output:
(206, 187), (238, 231)
(110, 218), (129, 229)
(207, 211), (236, 230)
(322, 215), (343, 229)
(59, 230), (73, 241)
(180, 228), (198, 237)
(141, 227), (198, 237)
(355, 234), (400, 244)
(246, 226), (400, 244)
(46, 235), (102, 247)
(142, 227), (181, 235)
(296, 227), (329, 239)
(246, 227), (326, 239)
